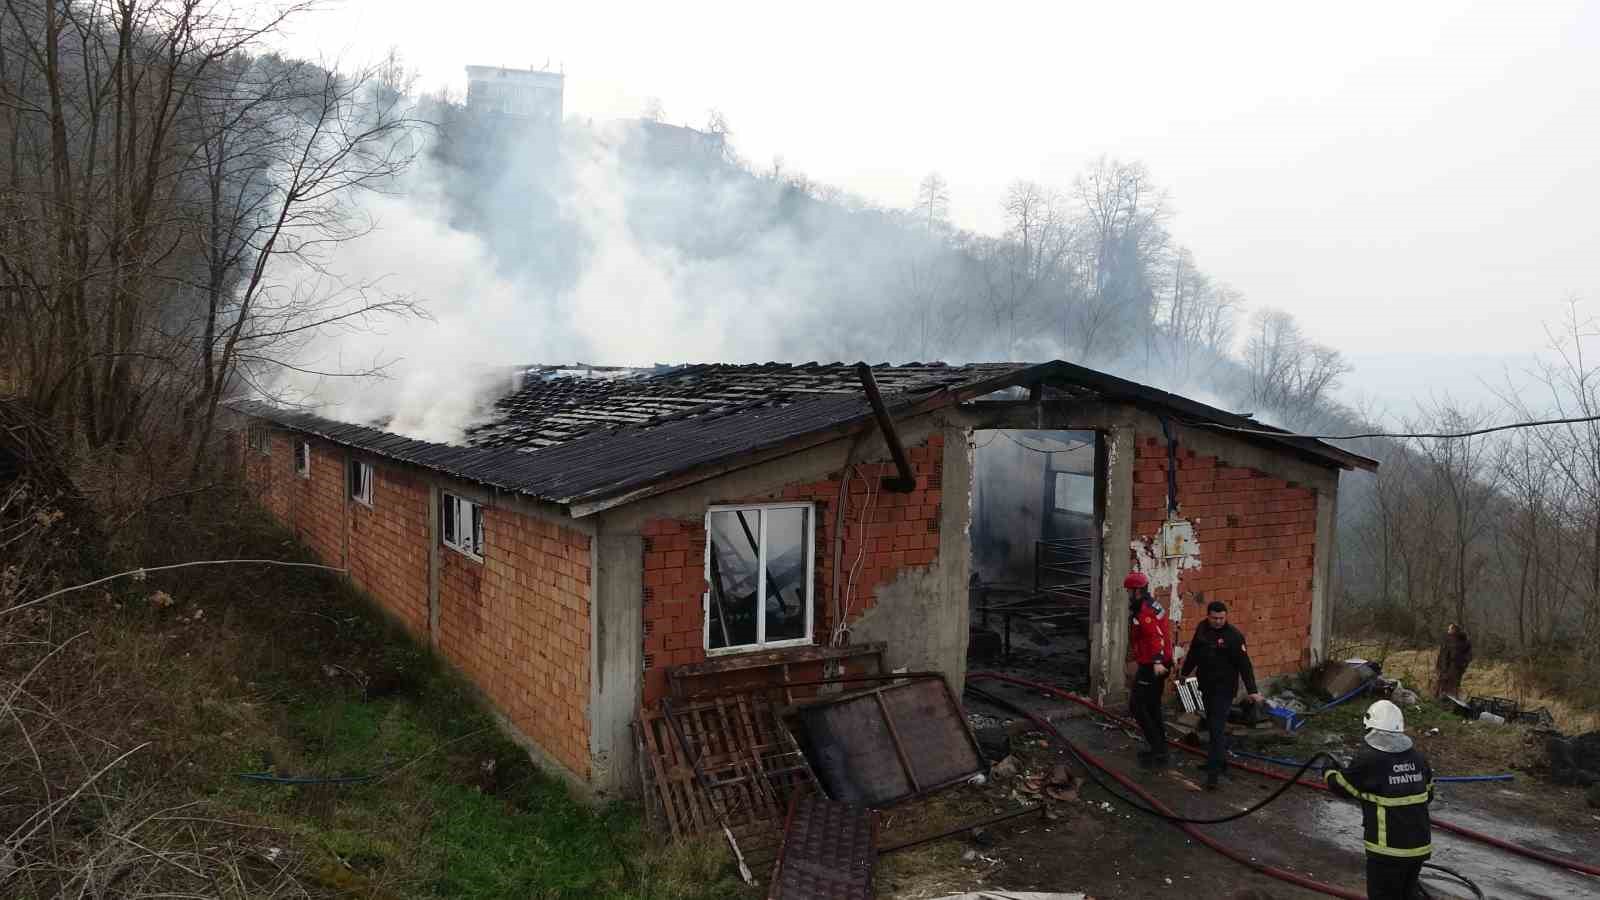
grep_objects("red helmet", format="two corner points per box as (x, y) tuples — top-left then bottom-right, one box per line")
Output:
(1123, 571), (1149, 590)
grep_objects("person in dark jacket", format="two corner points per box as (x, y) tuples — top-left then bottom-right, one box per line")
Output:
(1179, 600), (1262, 789)
(1324, 700), (1435, 899)
(1125, 571), (1175, 769)
(1434, 623), (1473, 699)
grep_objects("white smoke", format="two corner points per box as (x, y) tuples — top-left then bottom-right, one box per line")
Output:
(266, 114), (1281, 444)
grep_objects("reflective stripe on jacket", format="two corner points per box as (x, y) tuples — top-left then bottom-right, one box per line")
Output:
(1324, 745), (1434, 858)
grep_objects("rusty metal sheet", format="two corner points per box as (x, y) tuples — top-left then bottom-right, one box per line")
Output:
(768, 793), (878, 900)
(796, 677), (983, 807)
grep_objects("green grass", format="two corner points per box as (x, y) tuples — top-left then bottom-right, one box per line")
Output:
(4, 490), (748, 899)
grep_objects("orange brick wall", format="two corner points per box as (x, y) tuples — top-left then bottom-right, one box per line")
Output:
(347, 465), (431, 641)
(242, 431), (345, 569)
(640, 435), (945, 704)
(1132, 437), (1318, 679)
(438, 511), (592, 777)
(242, 422), (595, 780)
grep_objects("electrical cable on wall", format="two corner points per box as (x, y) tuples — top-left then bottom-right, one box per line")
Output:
(1158, 416), (1180, 514)
(831, 462), (880, 646)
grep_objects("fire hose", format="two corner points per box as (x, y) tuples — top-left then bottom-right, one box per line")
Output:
(966, 678), (1367, 899)
(960, 675), (1484, 896)
(968, 671), (1600, 881)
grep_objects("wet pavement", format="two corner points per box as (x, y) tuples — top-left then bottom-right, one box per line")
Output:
(962, 679), (1600, 899)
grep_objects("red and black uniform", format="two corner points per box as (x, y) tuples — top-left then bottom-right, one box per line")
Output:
(1128, 597), (1174, 762)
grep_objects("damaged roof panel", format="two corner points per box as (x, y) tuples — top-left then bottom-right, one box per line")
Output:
(231, 360), (1376, 516)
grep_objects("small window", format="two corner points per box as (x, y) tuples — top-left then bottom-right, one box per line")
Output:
(294, 440), (311, 479)
(247, 424), (270, 454)
(1053, 471), (1093, 514)
(348, 459), (373, 507)
(441, 492), (484, 560)
(705, 503), (813, 653)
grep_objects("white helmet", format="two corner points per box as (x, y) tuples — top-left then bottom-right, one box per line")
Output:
(1364, 699), (1405, 733)
(1362, 700), (1412, 752)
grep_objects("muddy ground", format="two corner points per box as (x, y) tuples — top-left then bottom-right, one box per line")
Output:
(874, 679), (1600, 899)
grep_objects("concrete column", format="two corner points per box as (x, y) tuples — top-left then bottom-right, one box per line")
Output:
(1093, 423), (1136, 705)
(1310, 485), (1339, 665)
(590, 531), (644, 799)
(426, 485), (441, 650)
(937, 421), (975, 687)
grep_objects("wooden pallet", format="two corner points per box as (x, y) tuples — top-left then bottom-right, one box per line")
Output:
(638, 692), (822, 876)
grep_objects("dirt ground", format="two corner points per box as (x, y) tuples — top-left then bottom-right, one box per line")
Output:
(873, 679), (1600, 899)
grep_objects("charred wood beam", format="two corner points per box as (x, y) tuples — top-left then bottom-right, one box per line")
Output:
(856, 363), (918, 493)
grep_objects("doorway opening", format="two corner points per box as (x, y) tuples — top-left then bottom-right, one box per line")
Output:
(968, 429), (1104, 692)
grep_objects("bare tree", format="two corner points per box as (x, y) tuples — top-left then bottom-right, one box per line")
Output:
(915, 171), (949, 232)
(1407, 399), (1501, 629)
(978, 179), (1069, 357)
(1242, 308), (1351, 424)
(0, 1), (423, 489)
(181, 54), (426, 473)
(1072, 156), (1170, 363)
(1503, 299), (1600, 651)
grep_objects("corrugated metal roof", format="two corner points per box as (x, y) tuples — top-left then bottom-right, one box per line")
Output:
(232, 360), (1375, 515)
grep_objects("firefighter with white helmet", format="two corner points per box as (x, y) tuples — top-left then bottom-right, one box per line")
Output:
(1324, 699), (1436, 899)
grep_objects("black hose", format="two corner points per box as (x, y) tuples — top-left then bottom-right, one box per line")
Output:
(1421, 862), (1485, 899)
(964, 683), (1337, 825)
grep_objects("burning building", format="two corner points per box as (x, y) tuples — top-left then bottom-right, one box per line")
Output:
(233, 360), (1375, 799)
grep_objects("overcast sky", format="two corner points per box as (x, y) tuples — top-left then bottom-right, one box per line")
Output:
(278, 0), (1598, 412)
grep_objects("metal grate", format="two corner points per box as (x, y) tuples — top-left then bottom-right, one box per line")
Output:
(769, 794), (878, 900)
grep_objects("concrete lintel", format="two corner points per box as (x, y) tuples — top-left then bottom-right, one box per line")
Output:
(954, 401), (1341, 493)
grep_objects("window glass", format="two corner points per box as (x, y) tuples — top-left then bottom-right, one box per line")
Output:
(706, 505), (812, 652)
(707, 509), (761, 650)
(765, 506), (810, 643)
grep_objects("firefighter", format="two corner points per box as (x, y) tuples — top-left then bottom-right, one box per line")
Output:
(1179, 600), (1262, 789)
(1324, 700), (1435, 900)
(1125, 571), (1174, 769)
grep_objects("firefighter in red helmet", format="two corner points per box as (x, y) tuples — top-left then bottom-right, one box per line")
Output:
(1125, 570), (1174, 768)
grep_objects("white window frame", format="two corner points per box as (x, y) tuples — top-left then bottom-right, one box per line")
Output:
(348, 459), (374, 507)
(294, 440), (311, 479)
(441, 492), (484, 561)
(247, 424), (270, 454)
(703, 502), (815, 655)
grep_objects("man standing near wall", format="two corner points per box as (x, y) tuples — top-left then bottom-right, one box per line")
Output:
(1180, 600), (1262, 789)
(1125, 571), (1174, 769)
